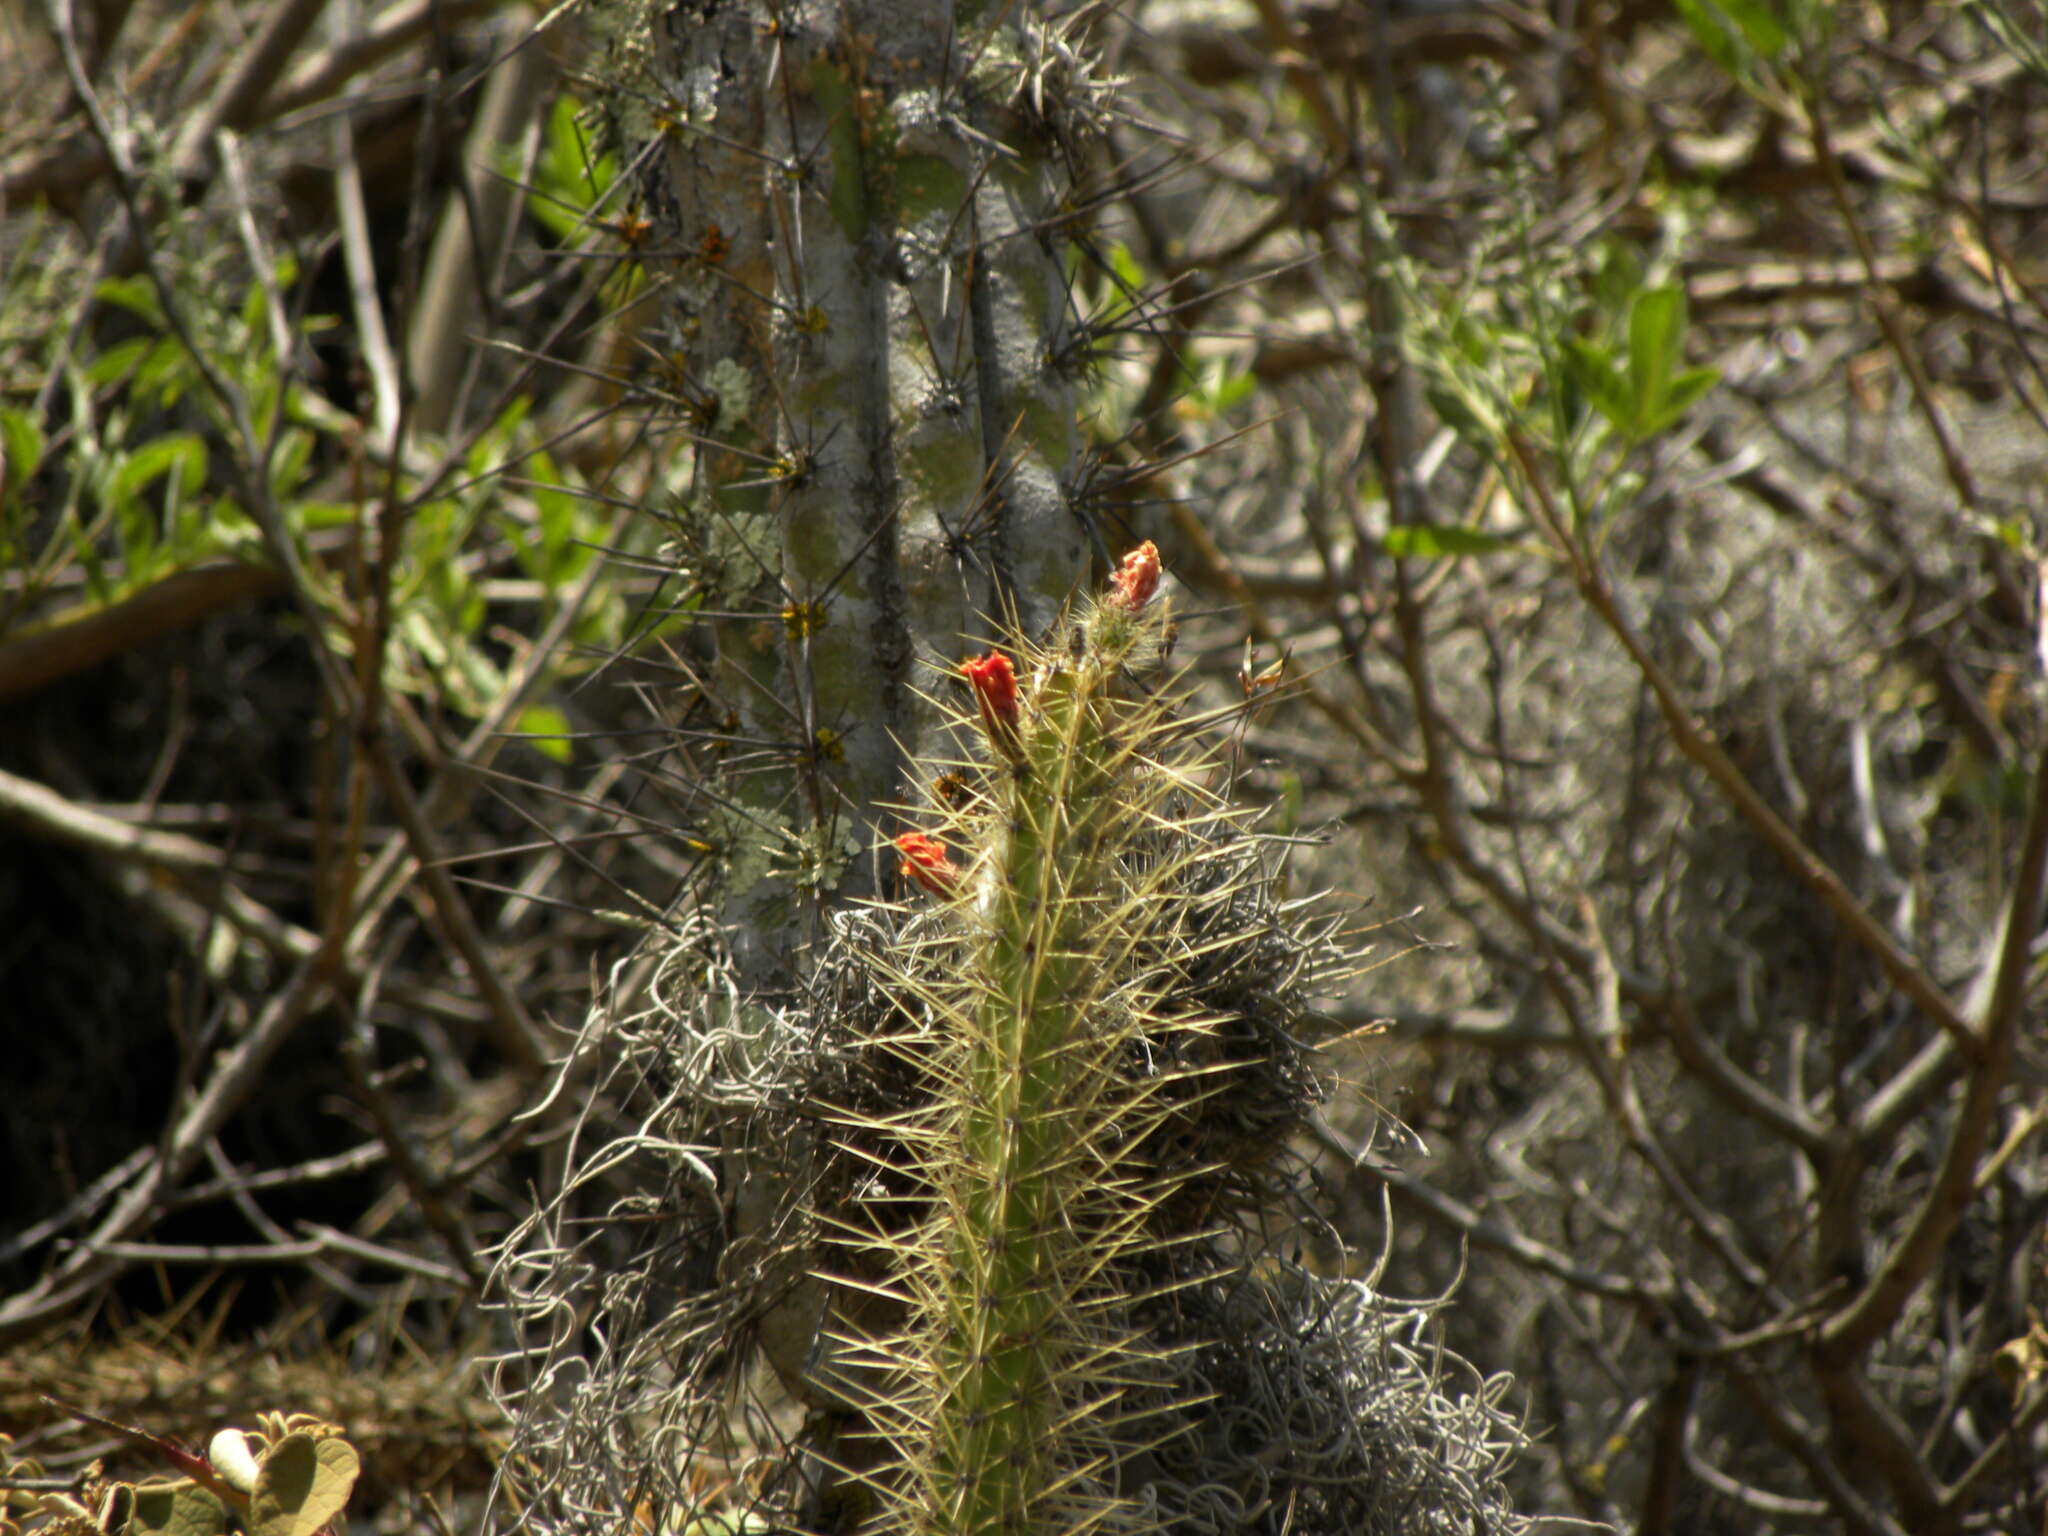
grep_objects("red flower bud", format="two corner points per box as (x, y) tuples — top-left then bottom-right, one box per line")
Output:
(1106, 540), (1162, 612)
(962, 651), (1023, 762)
(894, 831), (959, 896)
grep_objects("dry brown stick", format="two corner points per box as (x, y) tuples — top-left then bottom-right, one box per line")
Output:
(339, 981), (488, 1293)
(1722, 1356), (1908, 1536)
(0, 763), (233, 873)
(3, 0), (508, 210)
(1806, 1358), (1946, 1532)
(405, 10), (552, 434)
(369, 732), (545, 1072)
(1166, 499), (1422, 780)
(202, 1138), (376, 1309)
(268, 0), (504, 123)
(0, 763), (499, 1042)
(1637, 1354), (1700, 1536)
(217, 91), (548, 1075)
(2, 9), (543, 1343)
(0, 562), (284, 703)
(1504, 428), (1982, 1064)
(1242, 0), (1351, 164)
(0, 1147), (152, 1266)
(164, 0), (333, 179)
(1655, 981), (1828, 1159)
(0, 951), (334, 1344)
(1941, 1377), (2048, 1518)
(1572, 895), (1774, 1298)
(1319, 1122), (1655, 1308)
(1819, 737), (2048, 1358)
(325, 505), (631, 1053)
(295, 1223), (469, 1286)
(1798, 89), (1977, 510)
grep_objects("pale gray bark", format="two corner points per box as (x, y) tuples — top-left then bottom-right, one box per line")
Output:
(609, 0), (1093, 985)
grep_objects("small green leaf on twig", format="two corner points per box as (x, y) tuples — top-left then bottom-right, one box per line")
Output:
(517, 706), (574, 764)
(1381, 525), (1509, 559)
(1673, 0), (1789, 82)
(0, 406), (44, 494)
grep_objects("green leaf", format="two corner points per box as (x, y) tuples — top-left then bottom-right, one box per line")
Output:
(1563, 337), (1630, 431)
(1108, 240), (1145, 295)
(132, 337), (189, 397)
(123, 1482), (228, 1536)
(248, 1434), (359, 1536)
(1423, 377), (1501, 452)
(268, 427), (315, 499)
(1211, 369), (1257, 413)
(1276, 768), (1302, 838)
(0, 406), (45, 490)
(1648, 364), (1722, 431)
(1719, 0), (1790, 57)
(469, 397), (532, 480)
(111, 433), (209, 509)
(1382, 524), (1509, 559)
(298, 501), (361, 531)
(1627, 285), (1688, 428)
(194, 502), (264, 560)
(1665, 364), (1720, 412)
(525, 449), (582, 579)
(85, 336), (155, 387)
(527, 95), (618, 242)
(1589, 242), (1646, 323)
(94, 274), (164, 325)
(1672, 0), (1788, 80)
(517, 705), (574, 764)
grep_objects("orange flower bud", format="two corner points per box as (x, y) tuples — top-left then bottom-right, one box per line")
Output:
(894, 831), (959, 896)
(1106, 540), (1161, 612)
(962, 651), (1023, 762)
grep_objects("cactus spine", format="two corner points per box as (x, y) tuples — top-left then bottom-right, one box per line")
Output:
(849, 556), (1204, 1533)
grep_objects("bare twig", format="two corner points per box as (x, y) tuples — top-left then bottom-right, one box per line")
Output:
(1319, 1121), (1655, 1308)
(1820, 739), (2048, 1357)
(1504, 428), (1982, 1063)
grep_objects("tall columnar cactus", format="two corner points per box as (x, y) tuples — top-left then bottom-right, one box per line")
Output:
(575, 0), (1098, 979)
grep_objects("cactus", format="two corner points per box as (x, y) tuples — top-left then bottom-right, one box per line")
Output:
(853, 553), (1211, 1534)
(491, 551), (1530, 1535)
(488, 0), (1530, 1527)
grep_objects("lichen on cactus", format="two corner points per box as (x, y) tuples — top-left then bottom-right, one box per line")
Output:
(490, 551), (1529, 1536)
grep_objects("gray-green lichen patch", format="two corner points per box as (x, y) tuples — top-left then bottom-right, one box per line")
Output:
(711, 798), (792, 903)
(1006, 260), (1052, 335)
(577, 0), (665, 144)
(704, 504), (781, 604)
(771, 819), (862, 893)
(706, 356), (754, 430)
(791, 365), (858, 423)
(802, 641), (879, 735)
(1019, 393), (1075, 472)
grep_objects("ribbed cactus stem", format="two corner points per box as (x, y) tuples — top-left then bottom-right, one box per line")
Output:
(919, 639), (1137, 1536)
